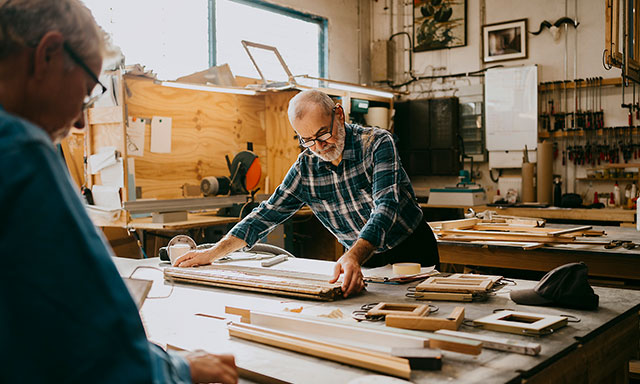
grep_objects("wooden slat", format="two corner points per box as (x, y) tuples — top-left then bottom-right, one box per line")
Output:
(228, 322), (412, 379)
(435, 330), (541, 356)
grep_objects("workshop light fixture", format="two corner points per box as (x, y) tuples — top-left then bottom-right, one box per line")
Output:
(327, 83), (395, 99)
(158, 81), (257, 95)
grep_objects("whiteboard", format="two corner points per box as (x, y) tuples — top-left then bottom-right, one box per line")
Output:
(485, 65), (538, 151)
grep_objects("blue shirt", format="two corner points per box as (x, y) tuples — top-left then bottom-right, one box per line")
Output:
(230, 124), (423, 255)
(0, 106), (190, 383)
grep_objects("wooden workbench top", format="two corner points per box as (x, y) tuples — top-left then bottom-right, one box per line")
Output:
(115, 257), (640, 383)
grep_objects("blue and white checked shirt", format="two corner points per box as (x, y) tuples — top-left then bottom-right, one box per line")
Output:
(230, 124), (424, 254)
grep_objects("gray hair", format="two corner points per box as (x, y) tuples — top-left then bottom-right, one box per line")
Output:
(287, 89), (336, 124)
(0, 0), (105, 65)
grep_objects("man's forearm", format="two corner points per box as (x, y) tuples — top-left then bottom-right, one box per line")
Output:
(346, 238), (376, 265)
(210, 234), (247, 258)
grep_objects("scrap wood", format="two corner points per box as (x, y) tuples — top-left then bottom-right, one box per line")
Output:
(386, 307), (465, 332)
(227, 322), (412, 379)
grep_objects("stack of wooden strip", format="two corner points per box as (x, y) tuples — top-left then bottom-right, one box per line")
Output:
(429, 217), (609, 249)
(413, 273), (502, 301)
(164, 264), (342, 301)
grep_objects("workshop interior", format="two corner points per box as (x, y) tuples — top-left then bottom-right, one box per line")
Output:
(6, 0), (640, 382)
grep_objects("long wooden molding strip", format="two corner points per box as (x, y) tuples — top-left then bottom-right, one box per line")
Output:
(225, 306), (429, 352)
(224, 306), (481, 356)
(438, 235), (611, 246)
(435, 330), (541, 356)
(228, 322), (412, 379)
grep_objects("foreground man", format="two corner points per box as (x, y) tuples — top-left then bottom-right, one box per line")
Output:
(0, 1), (236, 382)
(176, 90), (439, 297)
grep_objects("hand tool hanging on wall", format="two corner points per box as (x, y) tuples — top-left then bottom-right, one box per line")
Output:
(553, 81), (566, 131)
(540, 82), (551, 132)
(576, 79), (585, 130)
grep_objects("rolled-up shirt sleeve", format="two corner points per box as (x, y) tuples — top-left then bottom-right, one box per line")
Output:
(229, 163), (305, 248)
(358, 134), (401, 248)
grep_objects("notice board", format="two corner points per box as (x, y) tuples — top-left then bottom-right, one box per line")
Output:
(485, 65), (538, 151)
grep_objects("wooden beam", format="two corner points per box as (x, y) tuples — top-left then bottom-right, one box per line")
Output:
(413, 292), (473, 302)
(439, 218), (479, 230)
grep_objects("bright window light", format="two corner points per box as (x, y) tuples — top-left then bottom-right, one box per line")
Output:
(215, 0), (322, 81)
(82, 0), (209, 81)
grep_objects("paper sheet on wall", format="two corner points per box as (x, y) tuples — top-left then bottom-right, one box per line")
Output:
(150, 116), (172, 153)
(100, 158), (124, 188)
(88, 146), (117, 174)
(127, 117), (146, 157)
(91, 185), (121, 210)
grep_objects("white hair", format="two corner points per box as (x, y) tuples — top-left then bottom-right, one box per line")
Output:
(0, 0), (106, 65)
(287, 89), (336, 125)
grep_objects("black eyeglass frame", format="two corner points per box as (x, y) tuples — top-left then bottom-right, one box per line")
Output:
(63, 41), (107, 110)
(299, 105), (341, 148)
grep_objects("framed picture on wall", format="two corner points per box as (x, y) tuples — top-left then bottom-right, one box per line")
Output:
(413, 0), (467, 52)
(482, 19), (528, 63)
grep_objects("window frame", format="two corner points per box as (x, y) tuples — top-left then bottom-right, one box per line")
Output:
(208, 0), (328, 78)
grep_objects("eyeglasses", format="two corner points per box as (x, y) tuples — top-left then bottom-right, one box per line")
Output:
(63, 41), (107, 110)
(299, 105), (339, 148)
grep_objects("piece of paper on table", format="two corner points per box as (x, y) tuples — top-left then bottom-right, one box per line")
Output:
(88, 146), (117, 174)
(100, 158), (124, 188)
(92, 185), (121, 210)
(150, 116), (172, 153)
(127, 116), (146, 157)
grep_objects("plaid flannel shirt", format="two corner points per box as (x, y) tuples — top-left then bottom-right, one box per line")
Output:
(230, 124), (423, 254)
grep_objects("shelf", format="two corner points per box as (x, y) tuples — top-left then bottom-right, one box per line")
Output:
(577, 177), (639, 182)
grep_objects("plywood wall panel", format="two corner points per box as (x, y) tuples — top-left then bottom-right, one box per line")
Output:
(124, 76), (267, 199)
(265, 91), (301, 191)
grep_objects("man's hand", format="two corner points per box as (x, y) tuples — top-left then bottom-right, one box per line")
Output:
(329, 253), (365, 297)
(174, 235), (247, 267)
(184, 350), (238, 384)
(174, 248), (216, 267)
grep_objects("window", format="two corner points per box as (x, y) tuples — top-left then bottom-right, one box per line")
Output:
(83, 0), (210, 80)
(212, 0), (327, 81)
(82, 0), (327, 82)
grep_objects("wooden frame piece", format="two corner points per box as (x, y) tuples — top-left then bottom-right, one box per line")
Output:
(386, 307), (465, 332)
(473, 310), (568, 336)
(413, 291), (473, 302)
(435, 330), (541, 356)
(224, 306), (482, 355)
(448, 273), (503, 287)
(228, 321), (412, 379)
(367, 303), (430, 318)
(417, 277), (493, 293)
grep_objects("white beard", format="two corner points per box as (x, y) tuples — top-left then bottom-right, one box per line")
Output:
(311, 123), (346, 162)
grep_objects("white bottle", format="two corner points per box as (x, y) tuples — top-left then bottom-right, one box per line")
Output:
(613, 183), (620, 207)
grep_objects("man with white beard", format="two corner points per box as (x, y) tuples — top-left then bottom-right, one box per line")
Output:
(176, 90), (439, 297)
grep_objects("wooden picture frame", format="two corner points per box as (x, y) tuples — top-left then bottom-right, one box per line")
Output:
(473, 310), (568, 336)
(482, 19), (528, 63)
(413, 0), (467, 52)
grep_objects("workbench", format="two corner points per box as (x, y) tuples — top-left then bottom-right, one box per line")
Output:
(419, 204), (636, 225)
(114, 257), (640, 383)
(439, 225), (640, 283)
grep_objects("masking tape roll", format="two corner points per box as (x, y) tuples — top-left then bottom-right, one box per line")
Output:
(169, 243), (192, 265)
(393, 262), (421, 275)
